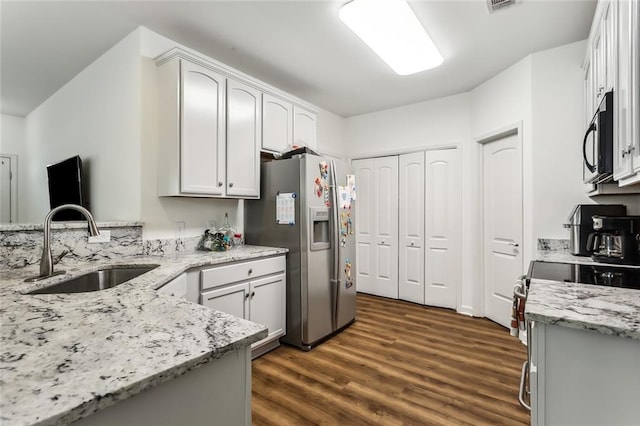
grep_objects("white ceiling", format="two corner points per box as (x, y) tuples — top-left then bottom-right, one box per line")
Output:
(1, 0), (596, 118)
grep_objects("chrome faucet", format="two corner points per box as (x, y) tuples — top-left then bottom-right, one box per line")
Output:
(26, 204), (100, 282)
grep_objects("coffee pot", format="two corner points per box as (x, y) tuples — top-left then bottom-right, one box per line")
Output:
(586, 216), (640, 265)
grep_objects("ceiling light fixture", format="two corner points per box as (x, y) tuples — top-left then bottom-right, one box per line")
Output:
(338, 0), (443, 76)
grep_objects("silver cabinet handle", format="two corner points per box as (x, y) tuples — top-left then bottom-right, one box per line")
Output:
(509, 242), (520, 247)
(248, 268), (253, 275)
(245, 293), (250, 299)
(229, 182), (234, 187)
(381, 240), (385, 245)
(218, 182), (223, 187)
(410, 242), (414, 246)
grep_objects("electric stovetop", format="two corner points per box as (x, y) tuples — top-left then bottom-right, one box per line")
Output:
(528, 261), (640, 290)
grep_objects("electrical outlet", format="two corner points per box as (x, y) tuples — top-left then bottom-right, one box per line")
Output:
(88, 230), (111, 244)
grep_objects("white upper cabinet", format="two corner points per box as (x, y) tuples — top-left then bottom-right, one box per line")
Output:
(262, 96), (317, 153)
(586, 0), (640, 188)
(262, 94), (293, 153)
(157, 58), (226, 196)
(156, 48), (319, 197)
(226, 79), (261, 197)
(293, 106), (317, 149)
(612, 0), (640, 185)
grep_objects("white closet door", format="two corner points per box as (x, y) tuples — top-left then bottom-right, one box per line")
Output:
(425, 149), (461, 309)
(373, 156), (399, 299)
(353, 159), (375, 295)
(398, 152), (425, 304)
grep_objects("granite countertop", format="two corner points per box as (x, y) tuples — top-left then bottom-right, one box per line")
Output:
(0, 245), (288, 426)
(526, 251), (640, 341)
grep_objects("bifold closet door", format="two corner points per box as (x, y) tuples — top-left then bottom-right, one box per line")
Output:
(398, 152), (425, 304)
(353, 157), (399, 299)
(424, 149), (461, 309)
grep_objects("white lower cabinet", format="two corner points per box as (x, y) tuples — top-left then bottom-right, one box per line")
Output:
(200, 255), (286, 358)
(530, 321), (640, 425)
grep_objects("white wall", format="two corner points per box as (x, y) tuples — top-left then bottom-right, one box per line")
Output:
(345, 92), (470, 157)
(22, 30), (143, 224)
(0, 113), (25, 155)
(316, 108), (346, 159)
(531, 41), (591, 239)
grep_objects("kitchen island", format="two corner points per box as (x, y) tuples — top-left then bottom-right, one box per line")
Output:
(0, 245), (287, 426)
(525, 254), (640, 425)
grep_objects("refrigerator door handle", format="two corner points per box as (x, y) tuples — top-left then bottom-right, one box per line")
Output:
(330, 159), (341, 331)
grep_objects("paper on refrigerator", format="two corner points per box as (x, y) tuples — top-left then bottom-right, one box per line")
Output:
(276, 193), (296, 224)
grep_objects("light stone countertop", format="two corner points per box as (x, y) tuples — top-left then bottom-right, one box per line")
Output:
(0, 245), (288, 426)
(526, 251), (640, 340)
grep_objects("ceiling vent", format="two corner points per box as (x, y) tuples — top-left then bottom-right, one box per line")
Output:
(486, 0), (516, 13)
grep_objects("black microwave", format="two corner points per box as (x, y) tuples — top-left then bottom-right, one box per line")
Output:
(583, 91), (614, 184)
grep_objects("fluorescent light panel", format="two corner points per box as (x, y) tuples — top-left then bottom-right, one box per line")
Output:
(339, 0), (443, 75)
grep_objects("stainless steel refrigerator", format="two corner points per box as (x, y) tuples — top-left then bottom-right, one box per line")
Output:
(245, 153), (357, 350)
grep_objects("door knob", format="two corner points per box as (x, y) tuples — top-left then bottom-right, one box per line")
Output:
(381, 240), (385, 245)
(410, 242), (415, 246)
(229, 182), (234, 188)
(248, 268), (253, 275)
(218, 182), (223, 187)
(509, 242), (520, 247)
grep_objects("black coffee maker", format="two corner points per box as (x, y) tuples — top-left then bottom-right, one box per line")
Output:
(587, 216), (640, 265)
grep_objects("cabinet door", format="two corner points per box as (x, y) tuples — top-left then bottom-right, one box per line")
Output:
(250, 273), (286, 341)
(592, 28), (606, 108)
(157, 273), (188, 299)
(262, 94), (292, 153)
(615, 0), (635, 180)
(631, 0), (640, 176)
(583, 59), (593, 130)
(398, 152), (425, 304)
(603, 1), (616, 92)
(201, 282), (250, 320)
(226, 79), (261, 197)
(425, 149), (461, 309)
(180, 60), (226, 195)
(293, 106), (317, 149)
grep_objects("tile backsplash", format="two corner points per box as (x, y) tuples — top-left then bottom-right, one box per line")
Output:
(0, 222), (143, 270)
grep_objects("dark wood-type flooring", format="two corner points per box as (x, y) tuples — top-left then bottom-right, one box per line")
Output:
(252, 293), (529, 425)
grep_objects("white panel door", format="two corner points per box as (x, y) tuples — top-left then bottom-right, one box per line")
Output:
(353, 159), (375, 294)
(250, 273), (286, 342)
(201, 282), (250, 320)
(373, 156), (399, 299)
(398, 152), (425, 304)
(262, 94), (292, 153)
(424, 149), (461, 309)
(226, 79), (261, 197)
(180, 60), (226, 195)
(0, 156), (12, 223)
(293, 106), (317, 149)
(483, 133), (523, 328)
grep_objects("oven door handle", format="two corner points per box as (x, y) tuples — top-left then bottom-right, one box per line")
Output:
(583, 121), (597, 173)
(518, 360), (531, 411)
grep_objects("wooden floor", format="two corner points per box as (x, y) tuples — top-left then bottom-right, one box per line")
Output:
(252, 293), (529, 425)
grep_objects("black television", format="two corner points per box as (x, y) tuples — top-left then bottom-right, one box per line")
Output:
(46, 155), (86, 221)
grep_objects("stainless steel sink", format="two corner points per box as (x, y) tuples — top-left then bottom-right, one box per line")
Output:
(28, 265), (160, 294)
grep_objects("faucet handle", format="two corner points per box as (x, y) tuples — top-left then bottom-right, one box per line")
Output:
(54, 250), (70, 265)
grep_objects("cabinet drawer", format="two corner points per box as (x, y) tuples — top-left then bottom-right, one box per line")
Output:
(201, 255), (286, 290)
